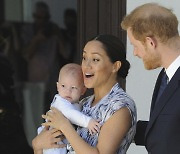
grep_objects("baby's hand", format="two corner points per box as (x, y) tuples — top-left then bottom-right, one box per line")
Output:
(88, 119), (101, 135)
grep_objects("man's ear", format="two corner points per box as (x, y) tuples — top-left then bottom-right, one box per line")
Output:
(146, 36), (157, 48)
(112, 61), (121, 73)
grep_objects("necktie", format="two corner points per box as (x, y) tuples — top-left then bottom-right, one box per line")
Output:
(156, 71), (168, 102)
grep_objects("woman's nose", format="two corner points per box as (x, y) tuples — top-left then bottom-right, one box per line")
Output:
(83, 59), (91, 68)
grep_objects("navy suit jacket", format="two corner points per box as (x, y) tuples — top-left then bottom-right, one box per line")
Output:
(134, 67), (180, 154)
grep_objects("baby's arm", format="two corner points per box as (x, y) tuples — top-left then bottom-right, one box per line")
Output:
(63, 104), (101, 135)
(52, 95), (101, 133)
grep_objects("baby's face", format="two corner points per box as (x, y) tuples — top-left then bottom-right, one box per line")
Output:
(57, 75), (85, 103)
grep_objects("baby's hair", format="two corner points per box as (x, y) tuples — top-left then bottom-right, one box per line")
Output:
(59, 63), (84, 83)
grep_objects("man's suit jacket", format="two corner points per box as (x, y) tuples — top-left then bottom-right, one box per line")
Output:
(134, 67), (180, 154)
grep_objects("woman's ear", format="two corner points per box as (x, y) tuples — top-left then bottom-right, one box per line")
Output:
(112, 61), (121, 73)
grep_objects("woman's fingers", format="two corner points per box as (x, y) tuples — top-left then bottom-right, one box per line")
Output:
(42, 114), (49, 121)
(42, 125), (50, 131)
(58, 143), (66, 148)
(42, 121), (51, 127)
(50, 141), (66, 149)
(50, 107), (58, 112)
(51, 129), (63, 137)
(42, 112), (53, 121)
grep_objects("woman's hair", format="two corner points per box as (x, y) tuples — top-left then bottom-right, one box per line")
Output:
(92, 34), (130, 79)
(121, 3), (179, 43)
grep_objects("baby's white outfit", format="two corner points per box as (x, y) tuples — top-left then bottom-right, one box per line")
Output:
(38, 94), (92, 154)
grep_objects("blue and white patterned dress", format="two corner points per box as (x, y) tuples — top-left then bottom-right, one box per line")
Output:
(73, 83), (137, 154)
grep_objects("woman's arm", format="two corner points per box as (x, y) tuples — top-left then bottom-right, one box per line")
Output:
(43, 107), (131, 154)
(32, 126), (64, 154)
(96, 107), (131, 153)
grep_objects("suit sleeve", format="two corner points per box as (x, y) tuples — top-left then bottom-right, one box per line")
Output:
(134, 120), (148, 146)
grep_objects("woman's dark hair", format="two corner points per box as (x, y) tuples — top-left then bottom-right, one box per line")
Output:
(92, 34), (130, 79)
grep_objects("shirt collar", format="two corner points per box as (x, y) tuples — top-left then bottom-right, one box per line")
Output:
(166, 55), (180, 81)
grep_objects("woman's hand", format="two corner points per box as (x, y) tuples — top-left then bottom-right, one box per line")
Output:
(32, 126), (65, 153)
(42, 107), (70, 131)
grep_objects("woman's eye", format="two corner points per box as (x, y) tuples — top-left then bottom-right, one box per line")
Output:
(93, 58), (99, 62)
(61, 84), (65, 87)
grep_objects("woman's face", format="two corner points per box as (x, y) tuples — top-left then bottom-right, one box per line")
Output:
(81, 40), (115, 89)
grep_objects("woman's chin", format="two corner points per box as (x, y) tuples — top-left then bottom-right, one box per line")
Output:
(84, 82), (93, 89)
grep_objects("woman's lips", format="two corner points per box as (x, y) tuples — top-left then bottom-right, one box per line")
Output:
(84, 73), (94, 78)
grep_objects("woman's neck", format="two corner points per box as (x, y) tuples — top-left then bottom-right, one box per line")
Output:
(91, 80), (117, 107)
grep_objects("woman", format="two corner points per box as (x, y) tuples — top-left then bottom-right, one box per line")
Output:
(32, 34), (137, 154)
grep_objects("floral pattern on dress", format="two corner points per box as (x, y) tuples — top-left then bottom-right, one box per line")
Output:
(76, 83), (137, 154)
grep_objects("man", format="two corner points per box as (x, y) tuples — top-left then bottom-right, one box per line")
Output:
(121, 3), (180, 154)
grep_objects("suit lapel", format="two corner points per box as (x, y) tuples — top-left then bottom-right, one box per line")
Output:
(149, 69), (164, 117)
(145, 67), (180, 139)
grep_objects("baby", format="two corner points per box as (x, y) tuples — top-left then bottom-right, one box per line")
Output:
(38, 63), (100, 154)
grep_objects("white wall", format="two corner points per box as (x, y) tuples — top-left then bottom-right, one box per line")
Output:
(126, 1), (180, 154)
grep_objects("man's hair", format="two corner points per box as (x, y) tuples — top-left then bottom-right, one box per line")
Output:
(121, 3), (179, 43)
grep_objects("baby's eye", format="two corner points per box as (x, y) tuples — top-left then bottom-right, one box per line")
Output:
(61, 84), (65, 87)
(71, 86), (78, 90)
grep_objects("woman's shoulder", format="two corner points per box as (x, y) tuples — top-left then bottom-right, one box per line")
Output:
(110, 83), (135, 103)
(107, 83), (136, 114)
